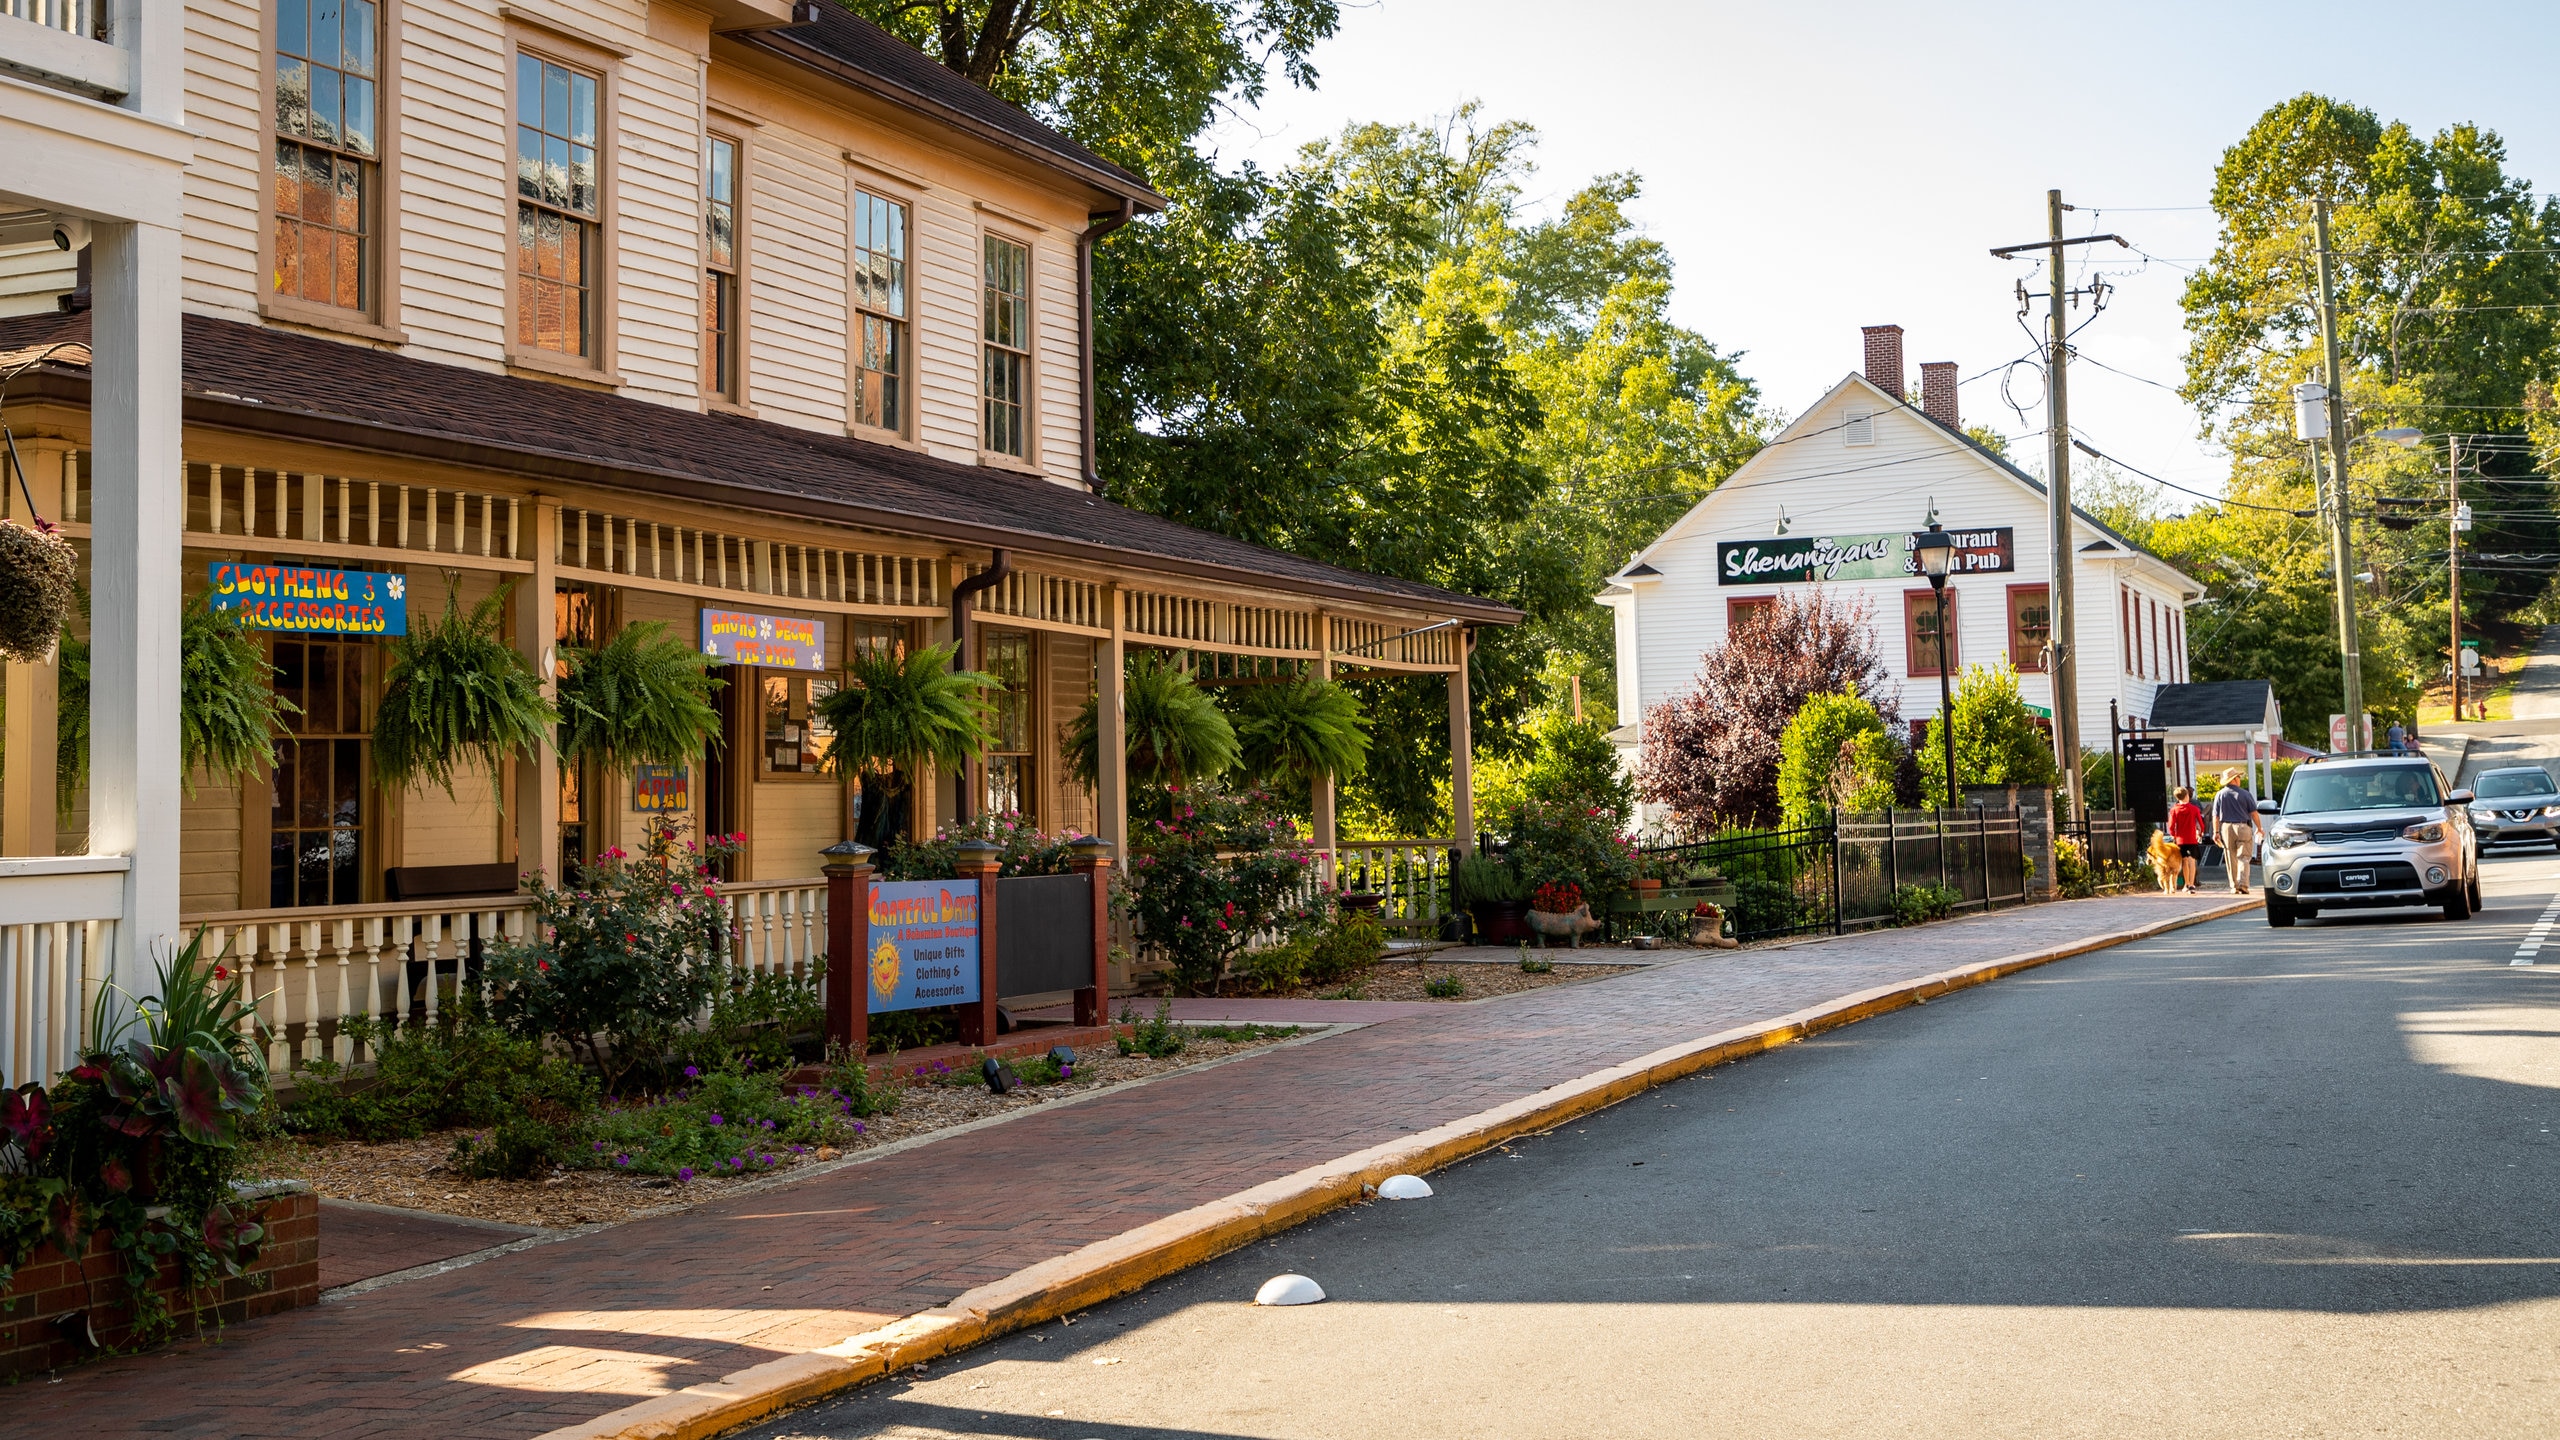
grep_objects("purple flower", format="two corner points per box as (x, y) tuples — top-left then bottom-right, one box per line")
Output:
(853, 1122), (866, 1134)
(709, 1114), (724, 1126)
(684, 1066), (700, 1079)
(677, 1166), (695, 1182)
(614, 1154), (632, 1168)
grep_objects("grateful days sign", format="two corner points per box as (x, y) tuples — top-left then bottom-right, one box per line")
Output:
(867, 880), (982, 1014)
(1715, 527), (2013, 585)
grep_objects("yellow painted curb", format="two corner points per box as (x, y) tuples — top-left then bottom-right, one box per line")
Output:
(539, 896), (2257, 1440)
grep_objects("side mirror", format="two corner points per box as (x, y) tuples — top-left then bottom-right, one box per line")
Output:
(2448, 789), (2474, 805)
(2255, 799), (2280, 816)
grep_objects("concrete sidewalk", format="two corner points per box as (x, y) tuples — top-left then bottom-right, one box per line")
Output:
(6, 892), (2242, 1440)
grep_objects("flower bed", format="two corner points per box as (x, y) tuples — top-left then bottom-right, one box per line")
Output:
(0, 1182), (316, 1380)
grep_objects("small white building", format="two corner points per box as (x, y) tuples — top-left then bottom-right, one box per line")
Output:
(1602, 325), (2202, 772)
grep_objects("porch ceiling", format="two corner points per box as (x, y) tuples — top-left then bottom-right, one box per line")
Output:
(0, 311), (1520, 628)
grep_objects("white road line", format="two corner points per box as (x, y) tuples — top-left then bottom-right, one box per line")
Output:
(2512, 874), (2560, 966)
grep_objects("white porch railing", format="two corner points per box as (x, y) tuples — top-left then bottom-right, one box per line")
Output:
(1330, 840), (1459, 933)
(0, 855), (127, 1087)
(181, 877), (834, 1073)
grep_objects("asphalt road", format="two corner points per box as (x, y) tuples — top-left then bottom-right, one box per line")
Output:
(751, 854), (2560, 1440)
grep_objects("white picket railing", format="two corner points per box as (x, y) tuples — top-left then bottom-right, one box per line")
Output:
(0, 855), (127, 1088)
(2, 0), (99, 39)
(1330, 840), (1459, 932)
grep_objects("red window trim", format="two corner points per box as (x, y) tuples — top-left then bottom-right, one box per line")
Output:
(1727, 595), (1776, 631)
(1905, 586), (1958, 678)
(2006, 581), (2049, 673)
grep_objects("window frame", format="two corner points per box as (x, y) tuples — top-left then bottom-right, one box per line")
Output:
(849, 181), (915, 440)
(1726, 595), (1776, 632)
(1904, 586), (1959, 678)
(501, 27), (621, 384)
(702, 130), (747, 408)
(259, 0), (405, 343)
(756, 671), (840, 782)
(977, 626), (1036, 819)
(979, 226), (1036, 465)
(2005, 582), (2050, 673)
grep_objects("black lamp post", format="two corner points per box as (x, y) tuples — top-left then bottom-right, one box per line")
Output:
(1914, 522), (1958, 809)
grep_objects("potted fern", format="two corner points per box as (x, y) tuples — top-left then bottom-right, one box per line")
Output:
(555, 620), (724, 774)
(1064, 651), (1238, 791)
(373, 583), (557, 807)
(55, 599), (297, 806)
(815, 642), (999, 831)
(1226, 676), (1369, 803)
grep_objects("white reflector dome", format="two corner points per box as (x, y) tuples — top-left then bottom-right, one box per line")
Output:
(1377, 1175), (1433, 1200)
(1254, 1274), (1325, 1306)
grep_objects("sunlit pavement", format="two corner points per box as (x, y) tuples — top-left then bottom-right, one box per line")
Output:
(749, 852), (2560, 1440)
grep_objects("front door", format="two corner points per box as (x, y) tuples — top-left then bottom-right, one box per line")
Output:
(268, 636), (372, 907)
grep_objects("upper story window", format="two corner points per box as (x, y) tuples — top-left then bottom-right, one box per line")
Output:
(982, 235), (1030, 457)
(1905, 588), (1957, 678)
(2007, 584), (2049, 673)
(852, 190), (908, 433)
(514, 53), (601, 359)
(704, 136), (740, 402)
(272, 0), (380, 312)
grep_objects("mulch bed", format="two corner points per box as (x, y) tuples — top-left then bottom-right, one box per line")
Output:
(1278, 959), (1642, 1003)
(252, 1033), (1298, 1231)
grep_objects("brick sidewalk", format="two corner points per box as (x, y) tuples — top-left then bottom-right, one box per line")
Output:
(8, 893), (2237, 1440)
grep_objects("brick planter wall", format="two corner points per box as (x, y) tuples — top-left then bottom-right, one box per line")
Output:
(0, 1182), (319, 1379)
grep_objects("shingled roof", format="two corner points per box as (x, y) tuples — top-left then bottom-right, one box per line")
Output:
(0, 311), (1515, 623)
(739, 8), (1162, 208)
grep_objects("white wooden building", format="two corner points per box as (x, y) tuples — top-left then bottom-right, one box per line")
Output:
(1602, 325), (2202, 770)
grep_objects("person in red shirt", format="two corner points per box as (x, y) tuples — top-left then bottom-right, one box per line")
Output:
(2165, 785), (2208, 893)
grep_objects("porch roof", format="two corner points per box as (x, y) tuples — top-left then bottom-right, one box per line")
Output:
(0, 312), (1518, 625)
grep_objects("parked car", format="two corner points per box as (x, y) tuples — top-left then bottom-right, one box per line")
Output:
(2466, 766), (2560, 852)
(2257, 755), (2480, 927)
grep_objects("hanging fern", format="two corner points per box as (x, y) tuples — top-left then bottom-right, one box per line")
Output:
(815, 642), (999, 782)
(1065, 651), (1238, 787)
(180, 597), (296, 794)
(373, 582), (557, 804)
(556, 620), (724, 773)
(1228, 676), (1370, 787)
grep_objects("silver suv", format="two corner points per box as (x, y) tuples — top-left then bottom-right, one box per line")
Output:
(2257, 756), (2479, 927)
(2468, 766), (2560, 851)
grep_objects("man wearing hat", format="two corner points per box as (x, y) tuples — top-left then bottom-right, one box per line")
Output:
(2210, 767), (2263, 895)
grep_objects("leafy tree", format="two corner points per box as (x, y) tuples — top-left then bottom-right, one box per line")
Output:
(1917, 663), (2060, 807)
(1638, 590), (1896, 832)
(1472, 710), (1633, 830)
(1776, 691), (1899, 827)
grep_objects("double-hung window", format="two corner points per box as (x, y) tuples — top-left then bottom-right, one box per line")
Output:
(852, 190), (908, 432)
(272, 0), (381, 312)
(515, 53), (601, 359)
(704, 136), (741, 401)
(982, 235), (1030, 456)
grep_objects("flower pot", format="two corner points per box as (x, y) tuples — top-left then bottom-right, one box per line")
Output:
(1471, 898), (1531, 944)
(1336, 892), (1386, 917)
(1632, 878), (1662, 893)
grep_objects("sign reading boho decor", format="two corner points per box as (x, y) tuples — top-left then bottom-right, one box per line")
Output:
(205, 562), (409, 634)
(1715, 527), (2013, 585)
(700, 608), (826, 668)
(867, 879), (982, 1013)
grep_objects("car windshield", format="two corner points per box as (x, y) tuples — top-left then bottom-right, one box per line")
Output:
(2284, 766), (2441, 813)
(2475, 770), (2556, 799)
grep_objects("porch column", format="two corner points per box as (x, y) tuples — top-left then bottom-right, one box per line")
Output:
(87, 218), (187, 1001)
(514, 498), (561, 876)
(3, 443), (65, 859)
(1096, 582), (1127, 857)
(1309, 610), (1335, 866)
(1448, 627), (1475, 855)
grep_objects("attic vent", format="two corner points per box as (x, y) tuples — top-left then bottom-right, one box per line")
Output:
(1842, 411), (1876, 447)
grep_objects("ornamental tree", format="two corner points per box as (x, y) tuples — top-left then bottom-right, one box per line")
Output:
(1638, 590), (1896, 831)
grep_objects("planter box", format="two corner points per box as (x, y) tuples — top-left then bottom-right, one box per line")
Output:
(0, 1181), (319, 1379)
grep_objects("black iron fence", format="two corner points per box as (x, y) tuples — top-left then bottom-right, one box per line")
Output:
(2061, 811), (2140, 872)
(1637, 822), (1839, 942)
(1637, 806), (2039, 942)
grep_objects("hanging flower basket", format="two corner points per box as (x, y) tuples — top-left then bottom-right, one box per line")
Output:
(0, 518), (78, 663)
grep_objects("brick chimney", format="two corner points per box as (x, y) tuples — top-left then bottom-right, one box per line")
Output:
(1920, 361), (1959, 428)
(1861, 324), (1904, 397)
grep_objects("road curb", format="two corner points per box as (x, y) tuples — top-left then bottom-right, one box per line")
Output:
(537, 897), (2257, 1440)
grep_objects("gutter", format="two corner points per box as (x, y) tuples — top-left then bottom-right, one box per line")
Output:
(1079, 199), (1136, 495)
(3, 366), (1523, 626)
(947, 547), (1013, 823)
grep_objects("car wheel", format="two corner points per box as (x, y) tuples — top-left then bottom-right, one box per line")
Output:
(2441, 882), (2473, 921)
(2266, 895), (2297, 928)
(2468, 874), (2484, 915)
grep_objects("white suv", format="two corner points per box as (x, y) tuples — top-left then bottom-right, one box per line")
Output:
(2257, 756), (2480, 927)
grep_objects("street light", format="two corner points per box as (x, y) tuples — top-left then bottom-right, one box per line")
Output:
(1914, 521), (1958, 811)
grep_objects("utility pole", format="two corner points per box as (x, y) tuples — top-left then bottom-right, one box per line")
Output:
(2449, 434), (2463, 722)
(2312, 198), (2365, 744)
(1988, 196), (2127, 823)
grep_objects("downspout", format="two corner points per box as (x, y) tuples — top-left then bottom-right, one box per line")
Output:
(948, 548), (1013, 823)
(1080, 199), (1138, 495)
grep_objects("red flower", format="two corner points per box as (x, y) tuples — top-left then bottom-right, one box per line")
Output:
(625, 932), (638, 945)
(536, 960), (551, 973)
(212, 965), (230, 982)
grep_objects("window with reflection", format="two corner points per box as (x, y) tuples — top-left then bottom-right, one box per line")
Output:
(982, 235), (1029, 455)
(272, 0), (380, 311)
(704, 136), (740, 400)
(980, 629), (1032, 817)
(853, 190), (908, 432)
(269, 637), (371, 907)
(515, 52), (601, 357)
(761, 674), (836, 775)
(2007, 584), (2050, 673)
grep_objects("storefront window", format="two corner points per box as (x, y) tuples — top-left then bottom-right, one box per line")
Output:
(761, 673), (835, 774)
(269, 637), (370, 907)
(980, 629), (1032, 817)
(2007, 584), (2050, 672)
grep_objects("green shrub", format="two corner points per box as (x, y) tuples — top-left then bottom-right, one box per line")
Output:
(866, 1007), (957, 1055)
(1498, 798), (1637, 910)
(1890, 882), (1961, 927)
(669, 969), (823, 1080)
(1236, 943), (1306, 995)
(1452, 853), (1527, 907)
(287, 1012), (595, 1141)
(448, 1114), (567, 1181)
(1304, 912), (1385, 984)
(577, 1064), (869, 1180)
(1190, 1023), (1300, 1042)
(1472, 711), (1634, 828)
(1123, 786), (1322, 994)
(1117, 998), (1185, 1058)
(879, 810), (1078, 880)
(1918, 663), (2060, 806)
(1777, 690), (1900, 826)
(1423, 974), (1466, 998)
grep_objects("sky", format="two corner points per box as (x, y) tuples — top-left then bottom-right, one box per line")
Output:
(1204, 0), (2560, 506)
